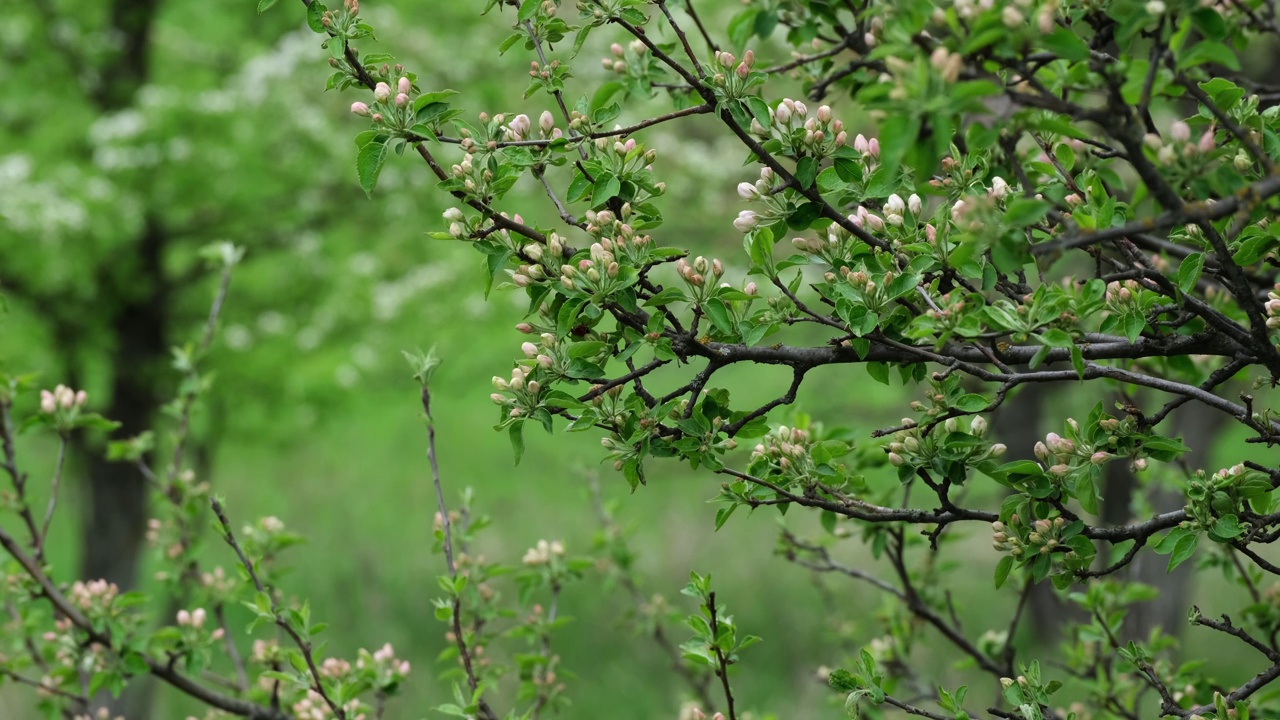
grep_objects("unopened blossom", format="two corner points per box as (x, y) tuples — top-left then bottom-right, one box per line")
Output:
(397, 76), (411, 95)
(737, 182), (760, 200)
(350, 102), (370, 116)
(1197, 127), (1215, 153)
(733, 210), (760, 232)
(373, 82), (391, 103)
(1169, 120), (1191, 143)
(989, 176), (1010, 199)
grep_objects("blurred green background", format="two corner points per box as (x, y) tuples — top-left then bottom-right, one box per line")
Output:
(0, 1), (1269, 718)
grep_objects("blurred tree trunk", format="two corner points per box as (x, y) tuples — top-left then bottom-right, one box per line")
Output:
(79, 218), (168, 591)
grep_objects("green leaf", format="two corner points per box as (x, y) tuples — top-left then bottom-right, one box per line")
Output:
(994, 555), (1014, 589)
(412, 90), (459, 112)
(866, 362), (890, 385)
(1154, 527), (1199, 571)
(592, 173), (621, 206)
(356, 137), (389, 197)
(1191, 7), (1228, 40)
(591, 81), (626, 113)
(795, 156), (819, 190)
(1177, 252), (1204, 294)
(1178, 41), (1241, 71)
(1211, 514), (1243, 540)
(508, 421), (526, 464)
(256, 0), (281, 13)
(1040, 27), (1091, 62)
(727, 8), (760, 49)
(306, 2), (328, 32)
(1004, 198), (1051, 227)
(1233, 234), (1276, 265)
(517, 0), (540, 21)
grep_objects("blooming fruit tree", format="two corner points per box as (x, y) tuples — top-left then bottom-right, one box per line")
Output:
(3, 0), (1280, 718)
(312, 0), (1280, 713)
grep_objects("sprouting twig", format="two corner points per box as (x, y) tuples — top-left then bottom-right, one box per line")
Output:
(211, 498), (345, 719)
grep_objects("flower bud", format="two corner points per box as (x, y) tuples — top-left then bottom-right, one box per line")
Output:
(1169, 120), (1191, 143)
(395, 93), (409, 107)
(990, 444), (1007, 457)
(350, 102), (370, 116)
(737, 182), (760, 200)
(397, 76), (411, 95)
(374, 82), (392, 103)
(733, 210), (760, 233)
(1197, 127), (1214, 153)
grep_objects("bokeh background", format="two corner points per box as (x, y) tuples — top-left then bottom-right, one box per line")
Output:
(0, 1), (1272, 717)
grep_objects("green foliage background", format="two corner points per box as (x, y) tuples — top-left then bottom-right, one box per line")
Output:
(0, 0), (1265, 717)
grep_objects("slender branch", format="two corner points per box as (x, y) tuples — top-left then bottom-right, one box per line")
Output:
(0, 522), (290, 719)
(36, 435), (68, 557)
(707, 591), (739, 720)
(211, 498), (343, 719)
(419, 387), (497, 720)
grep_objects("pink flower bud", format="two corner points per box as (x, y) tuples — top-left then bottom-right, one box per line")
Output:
(395, 93), (409, 107)
(40, 391), (56, 414)
(74, 390), (87, 407)
(177, 610), (191, 626)
(539, 110), (555, 134)
(491, 393), (507, 404)
(537, 354), (553, 368)
(397, 76), (412, 95)
(744, 282), (758, 295)
(373, 82), (391, 103)
(1197, 127), (1214, 153)
(192, 608), (207, 628)
(350, 102), (370, 116)
(853, 134), (869, 153)
(610, 43), (624, 57)
(521, 342), (539, 357)
(737, 182), (760, 200)
(868, 138), (880, 157)
(1169, 120), (1190, 143)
